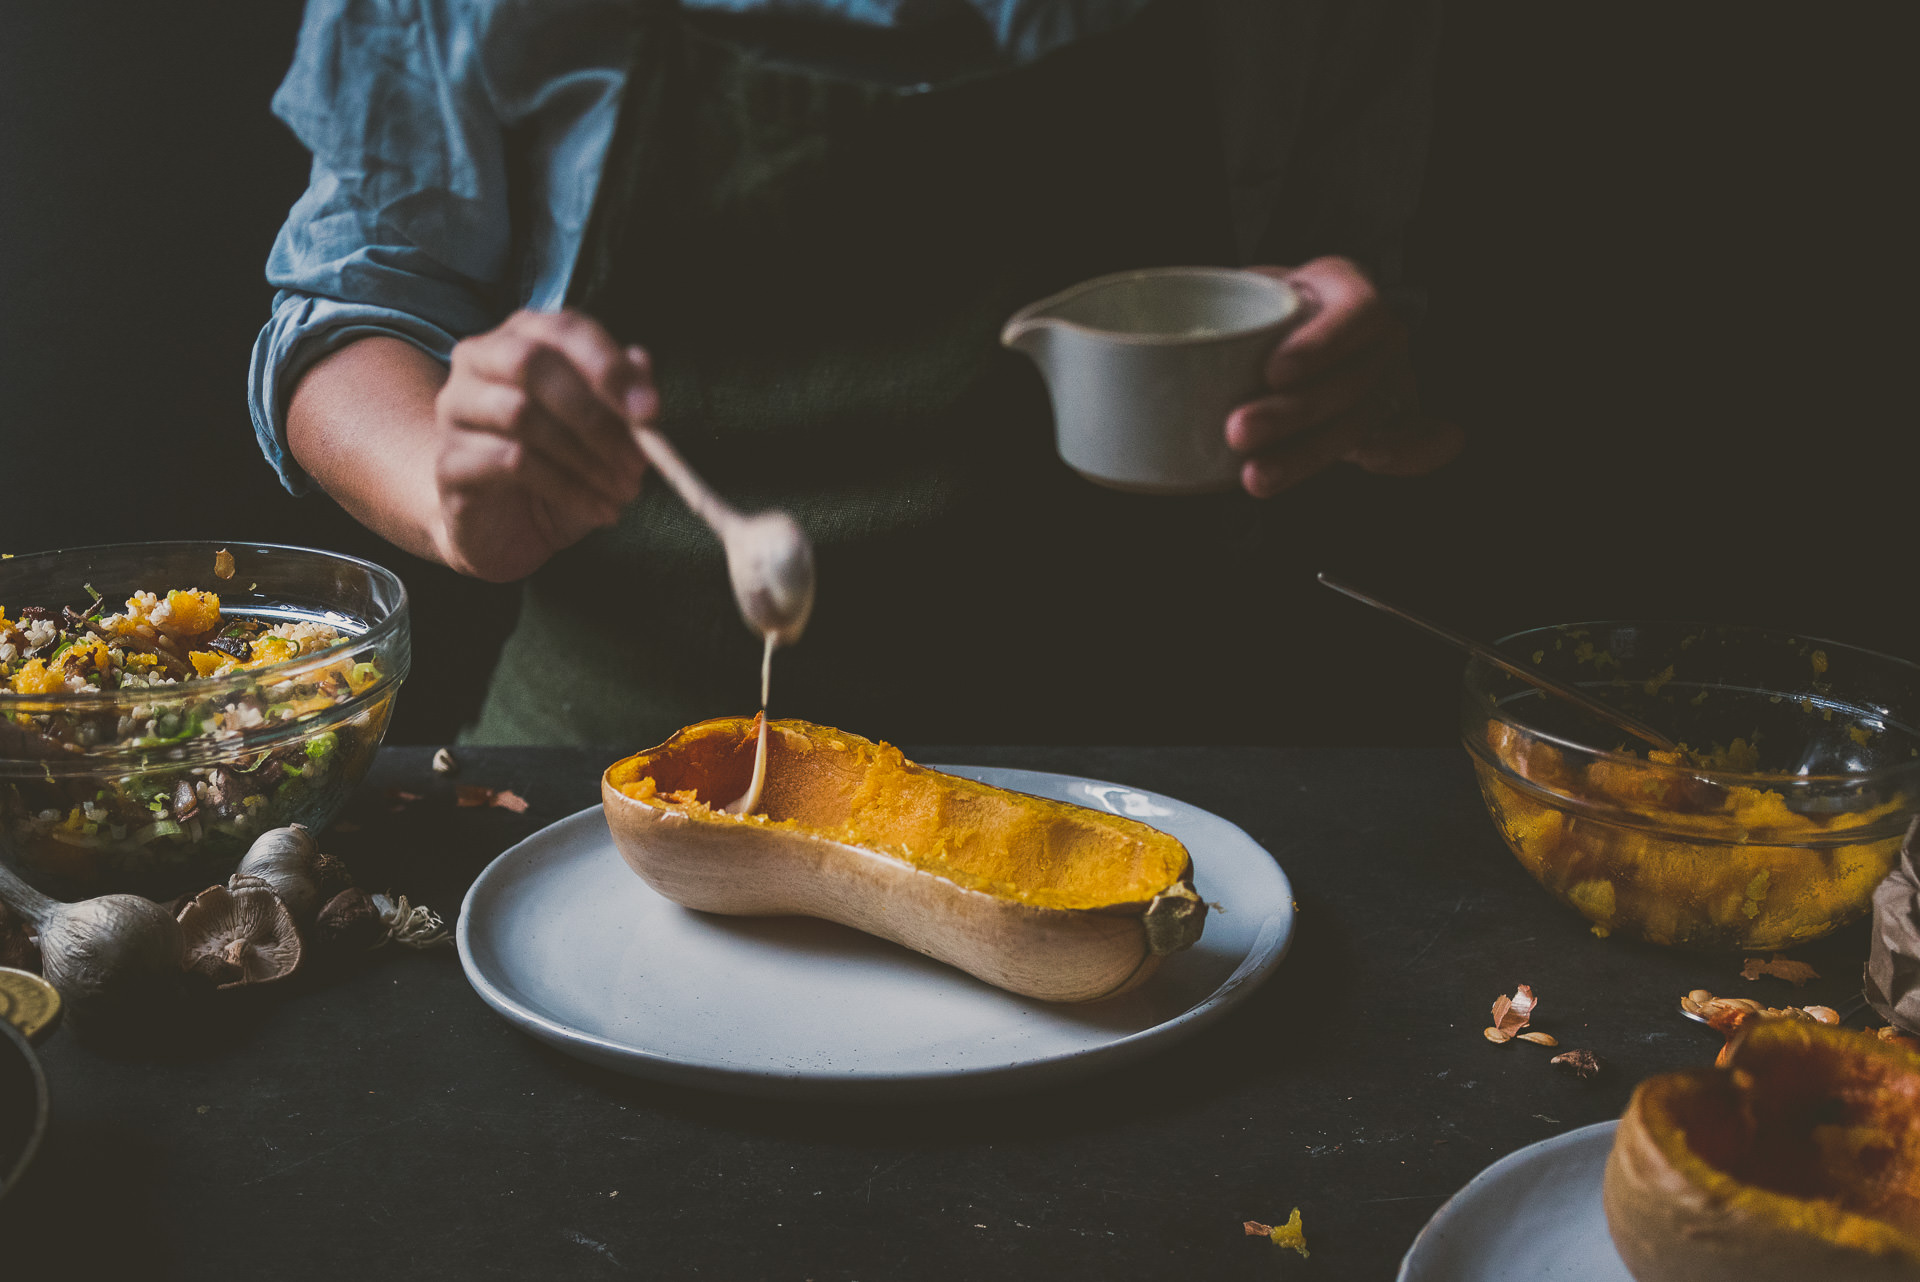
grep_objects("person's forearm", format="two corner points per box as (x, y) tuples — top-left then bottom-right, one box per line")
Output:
(289, 312), (656, 583)
(286, 336), (451, 565)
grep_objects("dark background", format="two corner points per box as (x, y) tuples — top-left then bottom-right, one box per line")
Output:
(2, 2), (1915, 744)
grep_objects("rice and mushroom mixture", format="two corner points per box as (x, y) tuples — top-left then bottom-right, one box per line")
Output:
(1, 585), (388, 894)
(2, 587), (348, 699)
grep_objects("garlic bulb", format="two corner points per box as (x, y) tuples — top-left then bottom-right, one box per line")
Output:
(314, 887), (385, 954)
(0, 861), (183, 1023)
(233, 824), (322, 923)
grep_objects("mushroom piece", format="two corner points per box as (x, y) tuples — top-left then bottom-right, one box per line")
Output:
(176, 876), (303, 989)
(172, 778), (200, 825)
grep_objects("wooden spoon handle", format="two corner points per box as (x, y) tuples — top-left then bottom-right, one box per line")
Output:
(632, 426), (740, 537)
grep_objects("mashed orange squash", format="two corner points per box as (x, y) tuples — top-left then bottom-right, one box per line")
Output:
(1477, 721), (1904, 949)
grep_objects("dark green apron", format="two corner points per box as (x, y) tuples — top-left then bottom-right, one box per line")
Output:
(475, 0), (1305, 747)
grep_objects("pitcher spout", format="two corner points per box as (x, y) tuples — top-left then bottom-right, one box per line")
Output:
(999, 309), (1060, 361)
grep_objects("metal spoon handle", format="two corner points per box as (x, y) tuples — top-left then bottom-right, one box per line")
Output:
(1317, 572), (1682, 754)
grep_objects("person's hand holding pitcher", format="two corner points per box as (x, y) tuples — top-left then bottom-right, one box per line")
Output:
(1230, 256), (1462, 498)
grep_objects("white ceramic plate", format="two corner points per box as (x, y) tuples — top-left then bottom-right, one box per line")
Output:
(457, 766), (1294, 1098)
(1399, 1122), (1632, 1281)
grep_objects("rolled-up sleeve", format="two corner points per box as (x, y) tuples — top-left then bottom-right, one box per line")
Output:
(249, 0), (511, 494)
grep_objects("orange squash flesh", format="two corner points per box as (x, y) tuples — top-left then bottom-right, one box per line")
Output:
(608, 717), (1191, 912)
(601, 717), (1205, 1002)
(1604, 1020), (1920, 1281)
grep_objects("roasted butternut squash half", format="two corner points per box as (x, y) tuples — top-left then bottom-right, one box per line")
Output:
(1603, 1018), (1920, 1281)
(601, 717), (1205, 1002)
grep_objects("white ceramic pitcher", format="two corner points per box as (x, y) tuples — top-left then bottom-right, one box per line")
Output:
(1001, 266), (1305, 494)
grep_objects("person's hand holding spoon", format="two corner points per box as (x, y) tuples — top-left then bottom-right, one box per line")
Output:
(343, 309), (812, 814)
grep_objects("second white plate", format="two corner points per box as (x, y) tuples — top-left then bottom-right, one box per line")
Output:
(1399, 1121), (1632, 1281)
(457, 766), (1294, 1098)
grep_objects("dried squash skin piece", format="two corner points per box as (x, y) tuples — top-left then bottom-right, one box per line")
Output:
(602, 717), (1205, 1003)
(1603, 1020), (1920, 1281)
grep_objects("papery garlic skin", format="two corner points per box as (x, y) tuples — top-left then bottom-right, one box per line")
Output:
(0, 862), (185, 1025)
(234, 824), (322, 924)
(31, 894), (183, 1015)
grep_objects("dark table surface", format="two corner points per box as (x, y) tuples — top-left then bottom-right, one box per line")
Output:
(0, 745), (1874, 1280)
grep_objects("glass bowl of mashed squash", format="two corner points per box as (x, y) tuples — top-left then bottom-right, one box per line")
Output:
(1, 541), (408, 899)
(1462, 621), (1920, 950)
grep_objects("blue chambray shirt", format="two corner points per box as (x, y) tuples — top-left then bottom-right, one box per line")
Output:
(249, 0), (1153, 494)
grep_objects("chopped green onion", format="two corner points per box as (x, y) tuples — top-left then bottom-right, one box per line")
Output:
(137, 713), (204, 746)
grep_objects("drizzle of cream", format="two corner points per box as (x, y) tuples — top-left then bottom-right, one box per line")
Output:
(724, 632), (777, 816)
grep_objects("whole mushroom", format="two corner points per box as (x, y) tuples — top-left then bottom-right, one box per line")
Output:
(177, 876), (303, 989)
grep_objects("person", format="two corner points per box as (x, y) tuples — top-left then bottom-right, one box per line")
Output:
(252, 0), (1462, 747)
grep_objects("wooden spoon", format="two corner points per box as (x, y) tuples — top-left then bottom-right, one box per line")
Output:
(631, 427), (815, 647)
(628, 429), (804, 816)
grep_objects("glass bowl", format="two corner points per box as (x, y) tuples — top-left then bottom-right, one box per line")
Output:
(1, 541), (408, 898)
(1462, 621), (1920, 951)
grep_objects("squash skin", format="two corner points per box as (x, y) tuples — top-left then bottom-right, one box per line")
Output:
(601, 718), (1205, 1003)
(1603, 1021), (1920, 1282)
